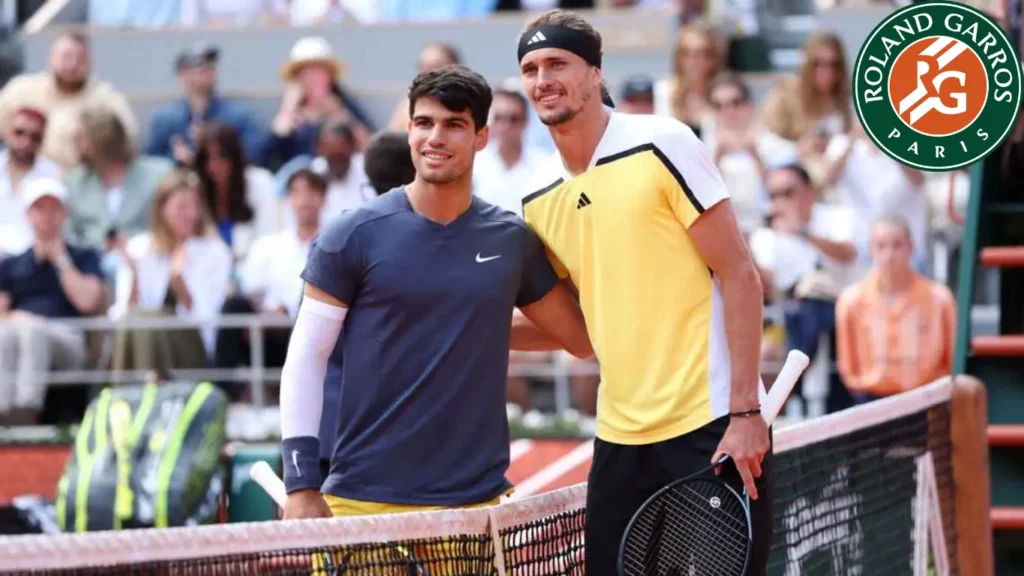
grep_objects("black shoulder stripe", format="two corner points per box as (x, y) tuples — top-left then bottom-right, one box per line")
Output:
(649, 145), (704, 214)
(522, 178), (564, 208)
(595, 142), (704, 214)
(594, 143), (654, 167)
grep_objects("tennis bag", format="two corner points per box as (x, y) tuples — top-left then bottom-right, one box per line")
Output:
(55, 381), (228, 532)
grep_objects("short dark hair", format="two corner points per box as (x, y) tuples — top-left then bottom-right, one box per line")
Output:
(772, 163), (813, 188)
(709, 72), (752, 103)
(493, 89), (528, 115)
(408, 65), (492, 131)
(318, 118), (355, 145)
(364, 130), (416, 195)
(522, 10), (611, 106)
(286, 167), (328, 196)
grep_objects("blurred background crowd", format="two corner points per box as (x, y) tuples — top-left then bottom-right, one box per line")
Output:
(0, 0), (1011, 437)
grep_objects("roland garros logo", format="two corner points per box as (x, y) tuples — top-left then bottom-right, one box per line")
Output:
(854, 1), (1022, 171)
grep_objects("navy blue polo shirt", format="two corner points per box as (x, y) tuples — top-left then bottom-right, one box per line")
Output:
(0, 245), (103, 318)
(302, 189), (557, 506)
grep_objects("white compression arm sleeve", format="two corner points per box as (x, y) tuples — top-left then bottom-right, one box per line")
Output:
(279, 297), (347, 440)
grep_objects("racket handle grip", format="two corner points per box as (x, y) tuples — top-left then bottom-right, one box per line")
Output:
(250, 460), (288, 507)
(761, 350), (810, 426)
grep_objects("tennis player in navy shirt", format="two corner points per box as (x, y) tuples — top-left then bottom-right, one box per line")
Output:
(279, 65), (593, 519)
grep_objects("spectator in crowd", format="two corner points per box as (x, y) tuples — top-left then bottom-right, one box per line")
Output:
(194, 123), (279, 262)
(749, 163), (857, 412)
(0, 108), (62, 256)
(267, 37), (374, 166)
(276, 119), (372, 226)
(387, 43), (463, 131)
(66, 108), (173, 256)
(216, 169), (327, 399)
(704, 73), (796, 233)
(618, 75), (655, 115)
(0, 30), (137, 171)
(472, 89), (547, 216)
(836, 215), (956, 404)
(109, 170), (231, 376)
(665, 23), (725, 138)
(761, 33), (852, 150)
(822, 122), (929, 274)
(362, 130), (415, 195)
(147, 44), (267, 167)
(0, 178), (105, 426)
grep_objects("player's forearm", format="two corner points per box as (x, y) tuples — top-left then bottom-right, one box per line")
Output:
(280, 298), (346, 493)
(719, 260), (764, 412)
(510, 311), (564, 351)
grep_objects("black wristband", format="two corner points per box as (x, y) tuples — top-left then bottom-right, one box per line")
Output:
(729, 408), (761, 418)
(281, 436), (323, 493)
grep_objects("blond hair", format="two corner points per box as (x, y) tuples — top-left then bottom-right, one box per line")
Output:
(669, 23), (726, 124)
(80, 107), (133, 164)
(796, 32), (852, 129)
(149, 170), (216, 255)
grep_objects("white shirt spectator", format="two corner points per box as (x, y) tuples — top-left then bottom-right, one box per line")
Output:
(241, 228), (312, 318)
(749, 202), (858, 294)
(472, 145), (548, 217)
(827, 134), (930, 271)
(0, 153), (62, 256)
(110, 233), (232, 356)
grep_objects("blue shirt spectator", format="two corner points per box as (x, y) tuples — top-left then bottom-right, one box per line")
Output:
(0, 245), (102, 318)
(147, 44), (267, 166)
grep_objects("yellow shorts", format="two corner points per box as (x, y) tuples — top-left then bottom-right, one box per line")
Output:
(309, 493), (509, 575)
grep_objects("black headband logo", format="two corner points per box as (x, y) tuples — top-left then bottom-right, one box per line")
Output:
(517, 25), (602, 70)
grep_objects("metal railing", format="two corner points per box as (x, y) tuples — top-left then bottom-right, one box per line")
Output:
(9, 303), (996, 414)
(1, 307), (791, 414)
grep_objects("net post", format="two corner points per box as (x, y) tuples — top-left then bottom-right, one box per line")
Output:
(950, 375), (994, 576)
(488, 509), (508, 576)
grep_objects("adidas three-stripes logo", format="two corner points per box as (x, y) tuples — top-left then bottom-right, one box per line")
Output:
(526, 31), (547, 45)
(576, 192), (592, 210)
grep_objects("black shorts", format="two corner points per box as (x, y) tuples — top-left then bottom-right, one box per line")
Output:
(584, 416), (775, 576)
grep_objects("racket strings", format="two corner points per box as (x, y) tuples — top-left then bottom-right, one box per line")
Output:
(621, 479), (750, 576)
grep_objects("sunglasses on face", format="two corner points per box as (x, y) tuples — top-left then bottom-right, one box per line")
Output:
(813, 59), (841, 70)
(493, 114), (524, 124)
(712, 98), (745, 110)
(768, 187), (796, 201)
(13, 127), (43, 144)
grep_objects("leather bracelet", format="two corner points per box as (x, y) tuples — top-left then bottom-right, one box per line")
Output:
(729, 408), (761, 418)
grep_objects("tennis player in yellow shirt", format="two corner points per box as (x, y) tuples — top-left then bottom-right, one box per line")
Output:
(515, 9), (774, 576)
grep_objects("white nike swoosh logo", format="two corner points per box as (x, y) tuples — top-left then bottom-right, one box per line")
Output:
(291, 450), (302, 477)
(476, 254), (501, 263)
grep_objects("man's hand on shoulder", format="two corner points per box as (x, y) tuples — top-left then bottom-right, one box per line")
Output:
(283, 489), (332, 520)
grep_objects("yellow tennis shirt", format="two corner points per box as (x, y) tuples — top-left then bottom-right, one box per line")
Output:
(522, 113), (733, 445)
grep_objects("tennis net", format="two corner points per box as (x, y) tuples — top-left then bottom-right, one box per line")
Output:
(0, 377), (986, 575)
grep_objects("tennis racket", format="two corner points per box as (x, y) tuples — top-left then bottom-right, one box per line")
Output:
(617, 349), (810, 576)
(249, 461), (427, 575)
